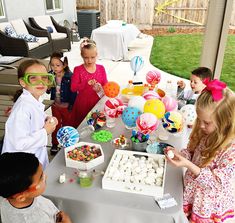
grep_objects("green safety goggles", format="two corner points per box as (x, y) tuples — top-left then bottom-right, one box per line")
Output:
(22, 73), (55, 87)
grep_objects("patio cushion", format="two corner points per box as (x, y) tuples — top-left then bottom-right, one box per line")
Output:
(51, 32), (67, 40)
(46, 26), (54, 33)
(33, 15), (57, 33)
(37, 37), (49, 45)
(11, 19), (29, 35)
(0, 22), (12, 33)
(27, 42), (40, 50)
(18, 33), (39, 42)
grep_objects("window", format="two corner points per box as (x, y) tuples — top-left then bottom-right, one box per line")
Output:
(0, 0), (6, 19)
(45, 0), (62, 12)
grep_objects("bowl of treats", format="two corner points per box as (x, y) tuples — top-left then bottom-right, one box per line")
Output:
(64, 142), (104, 170)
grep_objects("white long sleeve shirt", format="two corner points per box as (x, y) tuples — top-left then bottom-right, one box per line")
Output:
(2, 89), (49, 169)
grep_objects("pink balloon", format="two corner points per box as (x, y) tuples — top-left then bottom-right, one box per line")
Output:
(146, 70), (161, 85)
(136, 113), (159, 135)
(104, 98), (126, 118)
(162, 96), (178, 112)
(142, 91), (161, 100)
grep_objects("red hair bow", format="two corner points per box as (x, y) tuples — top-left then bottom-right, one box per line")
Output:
(203, 78), (227, 101)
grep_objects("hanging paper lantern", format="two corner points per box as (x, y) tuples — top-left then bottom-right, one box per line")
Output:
(128, 96), (146, 112)
(104, 98), (125, 118)
(162, 95), (178, 112)
(146, 70), (161, 85)
(180, 104), (197, 126)
(103, 81), (120, 98)
(121, 107), (142, 128)
(136, 113), (160, 135)
(162, 111), (183, 133)
(57, 126), (79, 148)
(144, 99), (165, 119)
(142, 91), (161, 100)
(130, 56), (144, 74)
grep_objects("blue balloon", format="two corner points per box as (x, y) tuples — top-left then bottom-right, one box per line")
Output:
(57, 126), (79, 148)
(130, 56), (144, 74)
(121, 107), (142, 127)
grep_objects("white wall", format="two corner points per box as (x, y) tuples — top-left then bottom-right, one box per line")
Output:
(2, 0), (77, 24)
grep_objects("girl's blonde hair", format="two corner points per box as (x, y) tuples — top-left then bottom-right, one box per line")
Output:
(80, 37), (96, 56)
(188, 88), (235, 167)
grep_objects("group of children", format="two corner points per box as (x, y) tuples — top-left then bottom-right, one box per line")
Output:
(0, 36), (235, 223)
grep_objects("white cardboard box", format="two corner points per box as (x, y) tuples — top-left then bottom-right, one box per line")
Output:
(102, 150), (166, 197)
(64, 142), (104, 170)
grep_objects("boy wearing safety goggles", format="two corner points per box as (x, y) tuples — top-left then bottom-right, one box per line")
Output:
(2, 59), (58, 169)
(0, 152), (72, 223)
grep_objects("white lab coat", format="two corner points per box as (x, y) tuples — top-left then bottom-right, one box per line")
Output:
(2, 89), (49, 169)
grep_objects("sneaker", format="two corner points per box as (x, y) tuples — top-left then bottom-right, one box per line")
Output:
(50, 144), (59, 155)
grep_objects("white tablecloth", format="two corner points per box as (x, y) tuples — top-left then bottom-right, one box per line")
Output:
(91, 24), (141, 61)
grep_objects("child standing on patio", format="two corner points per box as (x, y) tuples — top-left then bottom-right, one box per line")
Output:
(2, 59), (58, 169)
(0, 152), (72, 223)
(177, 67), (212, 109)
(165, 79), (235, 222)
(70, 38), (108, 128)
(48, 52), (77, 155)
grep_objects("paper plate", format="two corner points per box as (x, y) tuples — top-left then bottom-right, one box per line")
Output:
(146, 142), (172, 155)
(56, 126), (79, 148)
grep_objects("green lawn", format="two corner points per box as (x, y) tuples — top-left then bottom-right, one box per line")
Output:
(150, 34), (235, 91)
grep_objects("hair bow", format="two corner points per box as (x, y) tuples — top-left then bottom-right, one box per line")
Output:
(203, 78), (227, 101)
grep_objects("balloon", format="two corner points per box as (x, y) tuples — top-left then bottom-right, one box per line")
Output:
(162, 95), (178, 112)
(180, 104), (197, 126)
(136, 113), (159, 135)
(142, 90), (161, 100)
(144, 99), (165, 119)
(162, 111), (183, 133)
(121, 107), (142, 128)
(146, 70), (161, 85)
(104, 98), (125, 118)
(103, 81), (120, 98)
(128, 96), (146, 112)
(130, 56), (144, 74)
(57, 126), (79, 147)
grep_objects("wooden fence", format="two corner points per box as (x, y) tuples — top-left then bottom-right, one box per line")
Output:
(77, 0), (235, 28)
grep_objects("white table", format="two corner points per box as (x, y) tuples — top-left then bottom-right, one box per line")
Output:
(43, 97), (189, 223)
(91, 24), (140, 61)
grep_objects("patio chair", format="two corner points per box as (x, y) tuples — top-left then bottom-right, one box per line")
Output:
(29, 16), (71, 52)
(0, 19), (53, 58)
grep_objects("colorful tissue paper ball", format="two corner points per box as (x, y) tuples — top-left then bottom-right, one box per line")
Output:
(142, 91), (161, 100)
(57, 126), (79, 147)
(128, 96), (146, 112)
(180, 104), (197, 126)
(104, 98), (125, 118)
(121, 107), (142, 128)
(144, 99), (165, 119)
(103, 81), (120, 98)
(162, 95), (178, 112)
(162, 111), (183, 133)
(146, 70), (161, 85)
(136, 113), (160, 135)
(130, 56), (144, 73)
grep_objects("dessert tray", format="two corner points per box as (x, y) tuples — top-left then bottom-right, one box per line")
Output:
(102, 150), (166, 197)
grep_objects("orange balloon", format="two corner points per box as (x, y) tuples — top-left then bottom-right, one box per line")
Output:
(103, 81), (120, 98)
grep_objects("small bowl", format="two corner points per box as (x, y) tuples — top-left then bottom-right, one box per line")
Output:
(146, 142), (172, 155)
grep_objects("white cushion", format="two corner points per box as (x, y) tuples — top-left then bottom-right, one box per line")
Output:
(11, 19), (29, 35)
(27, 42), (40, 50)
(0, 22), (12, 32)
(51, 32), (67, 40)
(37, 37), (49, 45)
(33, 16), (57, 33)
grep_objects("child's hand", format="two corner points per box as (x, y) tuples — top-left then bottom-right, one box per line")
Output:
(164, 146), (188, 168)
(88, 79), (96, 86)
(56, 211), (72, 223)
(44, 116), (58, 134)
(177, 80), (186, 89)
